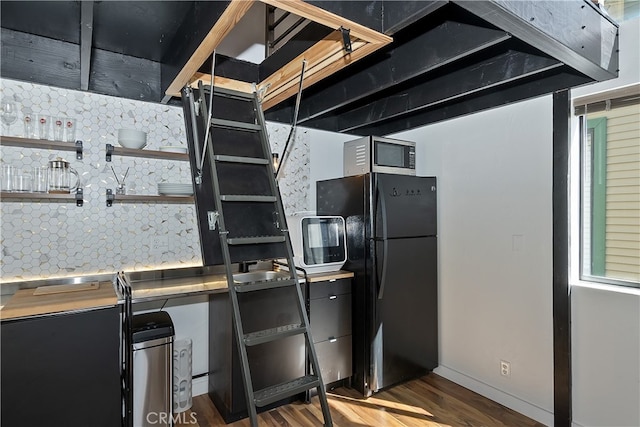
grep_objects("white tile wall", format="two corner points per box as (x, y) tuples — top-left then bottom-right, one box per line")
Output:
(0, 79), (309, 281)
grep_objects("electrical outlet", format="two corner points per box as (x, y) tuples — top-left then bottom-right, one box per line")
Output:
(500, 360), (511, 377)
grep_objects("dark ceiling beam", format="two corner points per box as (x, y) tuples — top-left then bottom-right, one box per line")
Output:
(80, 1), (94, 91)
(160, 1), (231, 104)
(307, 1), (384, 33)
(265, 21), (511, 124)
(305, 1), (448, 35)
(307, 49), (562, 133)
(0, 28), (80, 90)
(350, 68), (592, 136)
(1, 26), (161, 102)
(88, 49), (161, 102)
(453, 0), (618, 82)
(381, 0), (448, 34)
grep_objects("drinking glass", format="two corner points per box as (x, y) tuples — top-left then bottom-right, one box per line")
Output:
(23, 111), (36, 138)
(38, 114), (50, 140)
(65, 117), (77, 143)
(1, 100), (18, 134)
(1, 165), (15, 192)
(32, 166), (48, 193)
(13, 170), (32, 192)
(53, 116), (65, 141)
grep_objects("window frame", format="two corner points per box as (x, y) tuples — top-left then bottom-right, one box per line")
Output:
(577, 97), (640, 290)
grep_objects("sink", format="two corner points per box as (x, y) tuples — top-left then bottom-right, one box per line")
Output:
(233, 270), (288, 283)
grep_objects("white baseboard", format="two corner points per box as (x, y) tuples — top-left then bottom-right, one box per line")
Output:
(434, 366), (554, 427)
(192, 375), (209, 397)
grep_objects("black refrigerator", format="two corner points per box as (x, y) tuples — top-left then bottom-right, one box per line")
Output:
(317, 173), (438, 397)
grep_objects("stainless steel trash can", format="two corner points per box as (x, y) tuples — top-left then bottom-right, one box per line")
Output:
(132, 311), (174, 427)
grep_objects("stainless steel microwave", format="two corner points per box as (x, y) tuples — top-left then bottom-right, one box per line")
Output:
(343, 136), (416, 176)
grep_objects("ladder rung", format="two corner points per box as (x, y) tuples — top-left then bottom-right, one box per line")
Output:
(214, 155), (269, 165)
(227, 236), (285, 245)
(253, 375), (320, 407)
(244, 323), (306, 346)
(220, 195), (276, 202)
(234, 278), (298, 293)
(213, 86), (255, 100)
(211, 118), (261, 131)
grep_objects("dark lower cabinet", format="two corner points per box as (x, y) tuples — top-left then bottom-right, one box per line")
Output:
(308, 276), (353, 387)
(1, 307), (122, 427)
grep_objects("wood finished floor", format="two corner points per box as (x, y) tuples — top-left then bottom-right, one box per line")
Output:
(176, 373), (546, 427)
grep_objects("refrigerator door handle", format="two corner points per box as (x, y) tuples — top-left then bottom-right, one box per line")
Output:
(375, 177), (389, 240)
(378, 238), (389, 300)
(376, 179), (389, 300)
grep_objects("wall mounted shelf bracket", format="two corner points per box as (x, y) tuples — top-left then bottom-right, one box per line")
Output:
(106, 188), (114, 207)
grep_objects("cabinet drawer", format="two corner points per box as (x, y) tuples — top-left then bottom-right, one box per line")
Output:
(315, 336), (352, 384)
(310, 293), (351, 342)
(309, 278), (351, 300)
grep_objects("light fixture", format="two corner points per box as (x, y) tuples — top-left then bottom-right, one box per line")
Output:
(272, 153), (279, 173)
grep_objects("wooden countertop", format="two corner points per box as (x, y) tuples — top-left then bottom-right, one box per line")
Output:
(305, 270), (354, 283)
(130, 274), (228, 301)
(0, 281), (118, 320)
(0, 270), (354, 318)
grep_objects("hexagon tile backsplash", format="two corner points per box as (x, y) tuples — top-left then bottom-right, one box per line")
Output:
(0, 79), (310, 282)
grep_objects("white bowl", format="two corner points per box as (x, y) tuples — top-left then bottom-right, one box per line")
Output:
(118, 129), (147, 149)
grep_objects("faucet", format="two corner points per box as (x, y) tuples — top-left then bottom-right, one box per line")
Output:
(238, 261), (257, 273)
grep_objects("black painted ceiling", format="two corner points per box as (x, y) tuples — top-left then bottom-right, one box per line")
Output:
(0, 1), (619, 135)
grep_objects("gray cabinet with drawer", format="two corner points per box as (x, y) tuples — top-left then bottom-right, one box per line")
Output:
(307, 275), (353, 386)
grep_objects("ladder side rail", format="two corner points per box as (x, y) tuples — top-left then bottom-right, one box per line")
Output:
(253, 95), (333, 427)
(200, 85), (260, 427)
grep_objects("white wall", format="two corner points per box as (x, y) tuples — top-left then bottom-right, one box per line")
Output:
(307, 127), (359, 210)
(569, 17), (640, 427)
(386, 96), (555, 425)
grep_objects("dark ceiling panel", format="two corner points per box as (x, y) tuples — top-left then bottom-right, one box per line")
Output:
(317, 49), (563, 133)
(0, 28), (80, 91)
(355, 68), (593, 136)
(307, 1), (383, 33)
(0, 1), (80, 44)
(0, 0), (618, 135)
(93, 1), (193, 61)
(89, 49), (161, 102)
(454, 0), (618, 80)
(381, 0), (448, 34)
(265, 19), (511, 124)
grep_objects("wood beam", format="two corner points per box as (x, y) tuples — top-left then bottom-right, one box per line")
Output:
(164, 0), (255, 98)
(80, 1), (94, 91)
(189, 73), (254, 94)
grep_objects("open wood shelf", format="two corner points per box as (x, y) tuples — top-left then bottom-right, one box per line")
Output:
(1, 135), (83, 159)
(105, 144), (189, 162)
(106, 193), (194, 206)
(1, 191), (82, 204)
